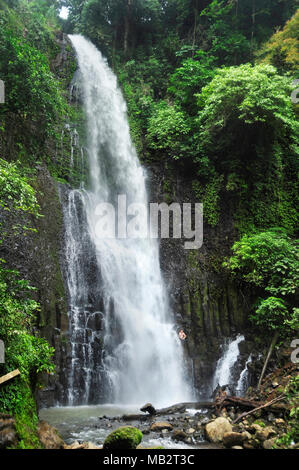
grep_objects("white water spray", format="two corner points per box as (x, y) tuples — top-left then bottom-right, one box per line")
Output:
(66, 35), (193, 407)
(213, 334), (244, 391)
(236, 353), (252, 396)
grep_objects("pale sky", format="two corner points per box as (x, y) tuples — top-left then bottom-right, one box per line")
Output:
(59, 7), (69, 20)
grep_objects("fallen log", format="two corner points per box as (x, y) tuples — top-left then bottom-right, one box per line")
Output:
(120, 396), (288, 421)
(232, 394), (286, 424)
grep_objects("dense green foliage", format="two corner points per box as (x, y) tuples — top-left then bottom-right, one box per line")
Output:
(224, 229), (299, 335)
(0, 158), (40, 216)
(0, 0), (76, 182)
(275, 376), (299, 448)
(224, 230), (298, 296)
(146, 63), (299, 230)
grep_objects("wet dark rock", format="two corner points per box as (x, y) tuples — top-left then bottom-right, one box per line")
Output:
(150, 421), (174, 432)
(223, 432), (245, 448)
(156, 403), (186, 415)
(147, 164), (260, 396)
(172, 429), (188, 442)
(140, 403), (156, 415)
(122, 414), (146, 421)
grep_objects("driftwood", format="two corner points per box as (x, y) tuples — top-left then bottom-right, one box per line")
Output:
(232, 394), (286, 424)
(120, 396), (288, 422)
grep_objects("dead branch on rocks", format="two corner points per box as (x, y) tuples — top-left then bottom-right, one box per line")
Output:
(232, 394), (286, 424)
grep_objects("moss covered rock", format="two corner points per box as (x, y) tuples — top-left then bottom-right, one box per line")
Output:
(103, 426), (143, 449)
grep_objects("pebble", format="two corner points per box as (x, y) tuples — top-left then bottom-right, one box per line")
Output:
(186, 428), (195, 434)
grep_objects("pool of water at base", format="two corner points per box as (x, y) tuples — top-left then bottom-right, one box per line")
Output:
(39, 404), (219, 450)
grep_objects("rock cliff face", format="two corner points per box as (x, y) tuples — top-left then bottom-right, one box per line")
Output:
(146, 164), (262, 397)
(0, 165), (69, 406)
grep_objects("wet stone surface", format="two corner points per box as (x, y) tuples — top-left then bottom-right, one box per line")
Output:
(39, 404), (222, 449)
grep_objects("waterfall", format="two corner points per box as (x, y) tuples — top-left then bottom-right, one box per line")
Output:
(236, 354), (252, 397)
(63, 34), (193, 407)
(212, 335), (244, 392)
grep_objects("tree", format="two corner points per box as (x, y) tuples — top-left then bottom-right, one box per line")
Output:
(257, 9), (299, 74)
(224, 229), (299, 297)
(199, 0), (250, 65)
(195, 63), (299, 231)
(252, 297), (298, 389)
(146, 100), (192, 160)
(167, 50), (216, 113)
(224, 229), (299, 389)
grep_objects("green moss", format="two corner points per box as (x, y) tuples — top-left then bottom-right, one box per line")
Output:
(103, 426), (143, 450)
(253, 419), (266, 428)
(162, 178), (175, 204)
(192, 176), (223, 227)
(1, 381), (42, 449)
(15, 410), (41, 449)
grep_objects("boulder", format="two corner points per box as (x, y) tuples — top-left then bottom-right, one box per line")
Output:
(103, 426), (143, 450)
(243, 442), (255, 450)
(140, 403), (156, 415)
(150, 421), (173, 432)
(223, 432), (244, 448)
(274, 418), (285, 427)
(64, 440), (82, 449)
(64, 441), (101, 449)
(263, 438), (276, 449)
(186, 428), (195, 434)
(248, 423), (263, 435)
(205, 417), (232, 443)
(241, 431), (252, 441)
(0, 415), (17, 449)
(82, 442), (101, 449)
(255, 426), (276, 442)
(38, 421), (65, 449)
(172, 430), (187, 442)
(122, 414), (144, 421)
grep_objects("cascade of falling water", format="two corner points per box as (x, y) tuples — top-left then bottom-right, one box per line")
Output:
(236, 354), (252, 396)
(63, 34), (194, 407)
(212, 335), (244, 393)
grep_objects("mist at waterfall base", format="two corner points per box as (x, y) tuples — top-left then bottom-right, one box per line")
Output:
(61, 34), (194, 409)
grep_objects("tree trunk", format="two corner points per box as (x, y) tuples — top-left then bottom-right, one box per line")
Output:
(251, 0), (256, 55)
(124, 0), (131, 55)
(192, 1), (198, 57)
(257, 330), (279, 390)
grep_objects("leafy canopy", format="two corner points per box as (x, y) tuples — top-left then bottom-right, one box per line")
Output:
(250, 297), (298, 333)
(224, 229), (298, 297)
